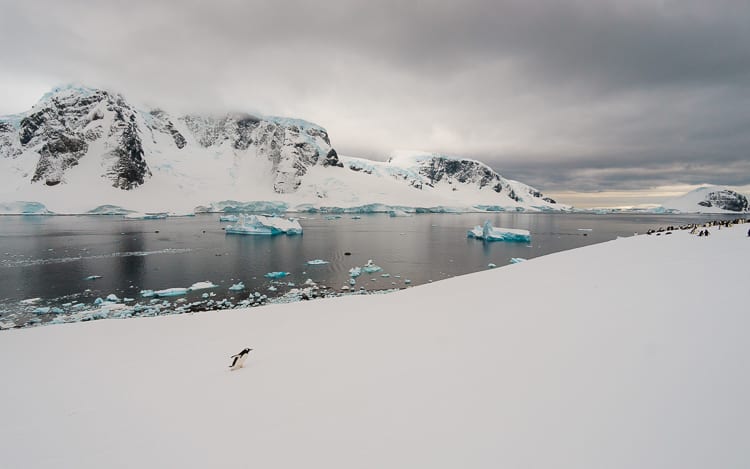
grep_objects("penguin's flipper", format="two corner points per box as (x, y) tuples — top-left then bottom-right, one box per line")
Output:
(229, 356), (239, 368)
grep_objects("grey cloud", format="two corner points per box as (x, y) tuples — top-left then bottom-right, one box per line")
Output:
(1, 0), (749, 193)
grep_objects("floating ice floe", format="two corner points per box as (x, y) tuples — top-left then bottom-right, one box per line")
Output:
(228, 282), (245, 291)
(488, 263), (497, 269)
(106, 294), (120, 302)
(225, 214), (302, 236)
(84, 275), (102, 280)
(510, 257), (527, 264)
(349, 267), (362, 278)
(219, 214), (239, 222)
(388, 209), (412, 217)
(467, 220), (531, 243)
(20, 297), (42, 305)
(153, 288), (189, 297)
(0, 201), (52, 215)
(306, 259), (329, 265)
(188, 281), (217, 290)
(124, 212), (168, 220)
(325, 215), (342, 220)
(362, 259), (382, 274)
(264, 271), (290, 279)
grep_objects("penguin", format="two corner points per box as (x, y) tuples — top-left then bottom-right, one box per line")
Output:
(229, 348), (253, 370)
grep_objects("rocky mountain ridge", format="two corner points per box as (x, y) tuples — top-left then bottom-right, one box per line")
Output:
(0, 85), (564, 213)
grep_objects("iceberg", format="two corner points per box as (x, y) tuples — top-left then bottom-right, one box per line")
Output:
(188, 281), (217, 290)
(124, 212), (168, 220)
(225, 214), (302, 236)
(153, 288), (188, 297)
(87, 205), (131, 215)
(228, 282), (245, 291)
(84, 275), (102, 280)
(468, 220), (531, 243)
(306, 259), (329, 265)
(349, 267), (362, 278)
(388, 209), (412, 217)
(264, 271), (290, 279)
(140, 290), (155, 298)
(510, 257), (527, 264)
(0, 201), (52, 215)
(362, 259), (382, 274)
(219, 214), (239, 222)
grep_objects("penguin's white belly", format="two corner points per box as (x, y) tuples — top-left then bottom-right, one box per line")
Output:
(230, 354), (248, 370)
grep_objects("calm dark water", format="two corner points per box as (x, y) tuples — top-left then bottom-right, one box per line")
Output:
(0, 212), (738, 328)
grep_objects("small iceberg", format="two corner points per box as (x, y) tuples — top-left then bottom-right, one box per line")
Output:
(510, 257), (527, 264)
(124, 212), (168, 220)
(349, 267), (362, 278)
(388, 209), (412, 217)
(264, 271), (289, 279)
(84, 275), (102, 280)
(225, 214), (302, 236)
(228, 282), (245, 291)
(219, 214), (239, 222)
(189, 281), (217, 290)
(468, 220), (531, 243)
(306, 259), (329, 265)
(153, 287), (188, 297)
(362, 259), (382, 274)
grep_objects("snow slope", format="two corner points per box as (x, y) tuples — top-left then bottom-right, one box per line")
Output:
(659, 185), (749, 213)
(0, 86), (565, 214)
(1, 223), (749, 468)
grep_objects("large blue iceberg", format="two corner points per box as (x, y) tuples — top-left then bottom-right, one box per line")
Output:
(225, 214), (302, 236)
(468, 220), (531, 243)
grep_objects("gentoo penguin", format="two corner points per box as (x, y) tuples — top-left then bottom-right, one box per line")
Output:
(229, 348), (253, 370)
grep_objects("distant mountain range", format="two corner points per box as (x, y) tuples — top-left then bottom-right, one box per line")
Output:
(0, 85), (564, 214)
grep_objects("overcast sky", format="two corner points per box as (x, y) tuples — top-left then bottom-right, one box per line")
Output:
(1, 0), (749, 205)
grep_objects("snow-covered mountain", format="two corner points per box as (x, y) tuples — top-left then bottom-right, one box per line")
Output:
(660, 186), (749, 213)
(0, 85), (565, 214)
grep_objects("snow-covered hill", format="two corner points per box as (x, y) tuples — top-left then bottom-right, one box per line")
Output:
(659, 186), (749, 213)
(0, 85), (565, 214)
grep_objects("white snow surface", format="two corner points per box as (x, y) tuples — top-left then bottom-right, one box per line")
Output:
(1, 224), (749, 468)
(659, 185), (749, 213)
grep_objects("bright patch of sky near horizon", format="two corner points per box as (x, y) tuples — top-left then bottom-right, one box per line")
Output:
(1, 0), (749, 208)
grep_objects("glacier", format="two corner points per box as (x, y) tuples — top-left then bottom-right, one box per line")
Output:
(468, 220), (531, 243)
(225, 214), (302, 236)
(0, 86), (569, 215)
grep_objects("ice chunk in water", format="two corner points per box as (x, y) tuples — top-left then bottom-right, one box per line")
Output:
(306, 259), (329, 265)
(362, 259), (382, 274)
(510, 257), (527, 264)
(228, 282), (245, 291)
(226, 214), (302, 235)
(349, 267), (362, 277)
(468, 220), (531, 243)
(154, 288), (188, 297)
(264, 271), (290, 279)
(189, 281), (217, 290)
